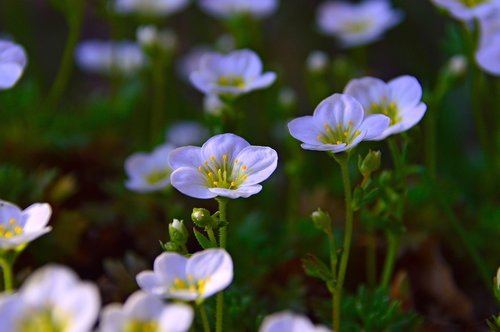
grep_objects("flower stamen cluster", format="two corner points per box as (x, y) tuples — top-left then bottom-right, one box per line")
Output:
(171, 274), (210, 295)
(369, 100), (401, 126)
(124, 320), (158, 332)
(0, 218), (24, 238)
(197, 155), (248, 189)
(317, 121), (361, 146)
(217, 76), (246, 88)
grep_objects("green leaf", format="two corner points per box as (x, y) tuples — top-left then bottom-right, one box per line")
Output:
(193, 228), (216, 249)
(301, 254), (333, 283)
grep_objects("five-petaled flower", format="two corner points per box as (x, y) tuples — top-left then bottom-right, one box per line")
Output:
(125, 143), (174, 193)
(99, 290), (193, 332)
(259, 311), (331, 332)
(0, 265), (100, 332)
(190, 49), (276, 98)
(317, 0), (402, 47)
(0, 39), (27, 90)
(344, 75), (427, 140)
(0, 200), (52, 250)
(288, 93), (390, 153)
(169, 133), (278, 199)
(136, 249), (233, 302)
(199, 0), (279, 19)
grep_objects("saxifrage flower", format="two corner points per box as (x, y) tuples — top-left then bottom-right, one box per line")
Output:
(169, 133), (278, 199)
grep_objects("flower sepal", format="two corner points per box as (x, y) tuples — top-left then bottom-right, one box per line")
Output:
(191, 208), (220, 229)
(310, 209), (332, 235)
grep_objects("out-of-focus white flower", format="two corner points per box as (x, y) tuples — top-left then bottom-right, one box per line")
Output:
(317, 0), (402, 47)
(0, 200), (51, 250)
(137, 249), (233, 302)
(75, 40), (145, 76)
(166, 121), (209, 146)
(259, 311), (330, 332)
(113, 0), (189, 16)
(203, 94), (225, 115)
(125, 143), (174, 193)
(199, 0), (278, 19)
(430, 0), (500, 21)
(344, 75), (427, 140)
(476, 8), (500, 75)
(190, 49), (276, 97)
(0, 39), (27, 90)
(99, 290), (193, 332)
(137, 25), (177, 52)
(306, 51), (329, 73)
(177, 47), (213, 81)
(278, 86), (297, 108)
(0, 265), (100, 332)
(447, 54), (468, 75)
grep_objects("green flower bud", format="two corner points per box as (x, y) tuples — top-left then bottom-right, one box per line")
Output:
(191, 208), (217, 228)
(162, 241), (181, 252)
(311, 208), (332, 235)
(359, 150), (381, 178)
(168, 219), (188, 244)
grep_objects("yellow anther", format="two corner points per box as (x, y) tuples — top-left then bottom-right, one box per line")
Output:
(343, 131), (349, 136)
(230, 181), (236, 187)
(4, 231), (13, 239)
(242, 165), (247, 171)
(355, 130), (361, 136)
(336, 140), (342, 145)
(223, 154), (228, 161)
(348, 120), (353, 126)
(234, 159), (239, 164)
(198, 166), (203, 171)
(208, 172), (213, 177)
(213, 181), (218, 186)
(337, 123), (342, 128)
(8, 218), (16, 225)
(14, 226), (22, 234)
(204, 161), (208, 166)
(210, 156), (215, 161)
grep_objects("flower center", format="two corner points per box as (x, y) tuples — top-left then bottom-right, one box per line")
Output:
(343, 20), (371, 33)
(124, 320), (158, 332)
(18, 308), (68, 332)
(197, 155), (248, 189)
(369, 101), (401, 126)
(171, 274), (209, 295)
(0, 218), (24, 239)
(145, 169), (170, 185)
(217, 75), (246, 88)
(459, 0), (489, 7)
(317, 121), (361, 145)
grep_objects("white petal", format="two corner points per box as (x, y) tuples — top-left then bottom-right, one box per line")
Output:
(0, 228), (51, 250)
(158, 303), (194, 332)
(235, 146), (278, 185)
(288, 116), (322, 145)
(248, 72), (277, 90)
(201, 133), (250, 163)
(208, 185), (262, 198)
(60, 283), (100, 332)
(358, 114), (391, 140)
(0, 63), (23, 89)
(169, 146), (204, 170)
(171, 167), (216, 199)
(259, 311), (328, 332)
(344, 77), (388, 111)
(388, 75), (423, 109)
(22, 203), (52, 232)
(99, 304), (125, 332)
(398, 102), (427, 132)
(122, 291), (164, 321)
(136, 271), (165, 296)
(154, 252), (188, 283)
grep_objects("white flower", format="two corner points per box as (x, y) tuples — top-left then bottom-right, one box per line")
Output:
(113, 0), (189, 16)
(306, 51), (329, 73)
(137, 26), (177, 52)
(430, 0), (500, 21)
(199, 0), (278, 19)
(125, 143), (174, 193)
(0, 265), (100, 332)
(344, 75), (427, 140)
(0, 200), (51, 250)
(99, 291), (193, 332)
(0, 39), (27, 90)
(259, 311), (330, 332)
(317, 0), (402, 47)
(190, 49), (276, 97)
(177, 47), (213, 81)
(137, 249), (233, 302)
(166, 121), (209, 146)
(75, 40), (145, 75)
(288, 94), (390, 152)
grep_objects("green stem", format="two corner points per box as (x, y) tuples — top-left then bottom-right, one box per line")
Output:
(328, 230), (338, 330)
(381, 232), (398, 288)
(333, 154), (354, 332)
(199, 304), (212, 332)
(207, 228), (218, 247)
(215, 197), (228, 332)
(0, 255), (14, 291)
(151, 56), (167, 144)
(45, 1), (84, 109)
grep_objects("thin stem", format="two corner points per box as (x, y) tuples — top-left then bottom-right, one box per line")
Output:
(215, 197), (228, 332)
(328, 230), (338, 330)
(333, 155), (354, 332)
(381, 232), (398, 289)
(45, 1), (84, 109)
(0, 255), (13, 291)
(199, 304), (212, 332)
(207, 228), (218, 247)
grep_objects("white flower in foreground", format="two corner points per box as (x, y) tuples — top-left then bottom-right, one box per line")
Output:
(0, 200), (51, 250)
(137, 249), (233, 302)
(99, 291), (193, 332)
(317, 0), (402, 47)
(125, 143), (174, 193)
(169, 133), (278, 199)
(75, 40), (145, 76)
(259, 311), (330, 332)
(166, 121), (209, 146)
(430, 0), (500, 21)
(0, 265), (100, 332)
(344, 75), (427, 140)
(190, 49), (276, 97)
(288, 94), (390, 153)
(199, 0), (278, 19)
(113, 0), (189, 16)
(137, 26), (177, 52)
(0, 40), (27, 90)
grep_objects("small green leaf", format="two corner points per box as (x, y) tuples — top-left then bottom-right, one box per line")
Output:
(193, 228), (215, 249)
